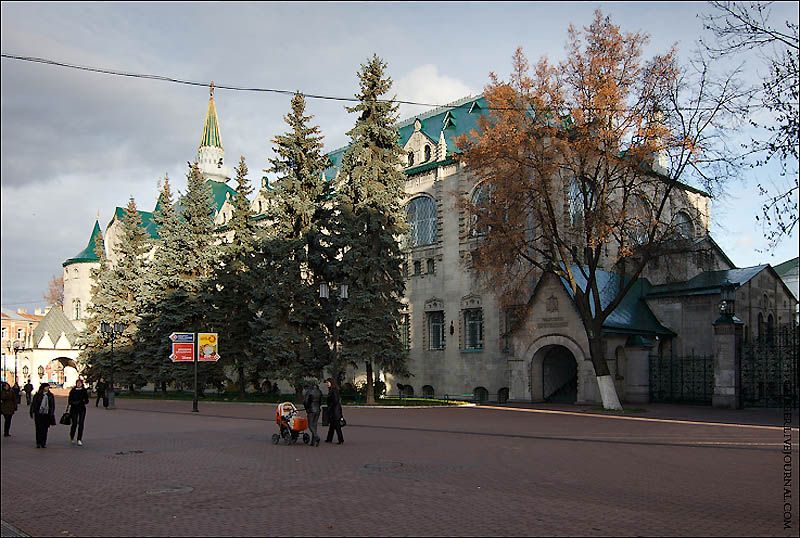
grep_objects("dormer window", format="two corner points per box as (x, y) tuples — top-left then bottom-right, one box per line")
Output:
(424, 145), (431, 162)
(408, 151), (415, 167)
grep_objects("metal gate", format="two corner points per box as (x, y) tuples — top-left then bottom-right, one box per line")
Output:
(649, 353), (714, 405)
(741, 324), (798, 408)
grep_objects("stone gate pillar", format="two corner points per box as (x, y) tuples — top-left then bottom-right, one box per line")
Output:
(712, 316), (744, 409)
(507, 358), (530, 402)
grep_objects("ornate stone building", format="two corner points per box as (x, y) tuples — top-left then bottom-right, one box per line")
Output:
(62, 90), (796, 404)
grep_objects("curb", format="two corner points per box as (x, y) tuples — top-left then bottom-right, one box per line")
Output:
(1, 520), (29, 538)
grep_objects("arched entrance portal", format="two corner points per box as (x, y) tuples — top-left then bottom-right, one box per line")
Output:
(540, 346), (578, 403)
(49, 358), (80, 388)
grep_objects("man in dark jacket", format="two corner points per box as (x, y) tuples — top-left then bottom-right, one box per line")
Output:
(30, 383), (56, 448)
(303, 382), (322, 447)
(23, 380), (33, 406)
(95, 378), (108, 408)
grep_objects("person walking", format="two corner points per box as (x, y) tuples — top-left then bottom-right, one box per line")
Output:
(12, 382), (22, 405)
(1, 382), (18, 437)
(30, 383), (56, 448)
(95, 378), (108, 408)
(23, 379), (33, 406)
(303, 381), (322, 447)
(68, 378), (90, 446)
(324, 377), (344, 445)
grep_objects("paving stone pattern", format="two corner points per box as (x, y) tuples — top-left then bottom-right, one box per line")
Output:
(1, 398), (797, 537)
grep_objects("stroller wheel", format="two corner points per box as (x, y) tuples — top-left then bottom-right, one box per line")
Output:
(271, 434), (280, 445)
(302, 433), (310, 445)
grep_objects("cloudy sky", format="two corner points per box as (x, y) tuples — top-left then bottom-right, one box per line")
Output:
(2, 1), (798, 310)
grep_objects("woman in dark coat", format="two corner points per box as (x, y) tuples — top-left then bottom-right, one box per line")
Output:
(1, 382), (18, 437)
(324, 377), (344, 445)
(30, 383), (56, 448)
(68, 378), (90, 446)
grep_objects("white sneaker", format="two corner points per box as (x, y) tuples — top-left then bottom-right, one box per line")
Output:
(77, 440), (83, 446)
(70, 439), (75, 445)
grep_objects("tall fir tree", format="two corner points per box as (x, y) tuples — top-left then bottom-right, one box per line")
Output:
(78, 197), (150, 390)
(135, 164), (223, 392)
(250, 92), (334, 397)
(206, 156), (259, 395)
(335, 56), (409, 404)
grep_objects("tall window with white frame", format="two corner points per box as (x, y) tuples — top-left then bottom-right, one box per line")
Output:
(406, 196), (437, 247)
(464, 309), (484, 350)
(428, 311), (445, 350)
(401, 313), (411, 351)
(74, 299), (81, 321)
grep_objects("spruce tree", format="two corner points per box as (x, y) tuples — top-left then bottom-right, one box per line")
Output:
(136, 164), (222, 393)
(78, 198), (150, 390)
(335, 56), (409, 404)
(250, 92), (334, 397)
(207, 156), (258, 395)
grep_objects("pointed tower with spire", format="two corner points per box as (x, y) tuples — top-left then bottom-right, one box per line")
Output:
(62, 219), (104, 329)
(197, 81), (232, 183)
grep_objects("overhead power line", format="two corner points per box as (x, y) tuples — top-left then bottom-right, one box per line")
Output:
(1, 52), (758, 114)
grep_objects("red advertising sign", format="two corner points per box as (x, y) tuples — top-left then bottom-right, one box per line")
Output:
(170, 342), (196, 362)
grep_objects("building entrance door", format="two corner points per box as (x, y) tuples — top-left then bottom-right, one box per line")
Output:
(542, 346), (577, 403)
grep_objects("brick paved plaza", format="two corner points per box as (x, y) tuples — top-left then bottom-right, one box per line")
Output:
(1, 397), (798, 537)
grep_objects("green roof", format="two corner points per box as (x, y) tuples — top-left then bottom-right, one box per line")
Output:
(774, 257), (799, 279)
(560, 267), (675, 337)
(646, 265), (768, 298)
(63, 220), (103, 267)
(110, 206), (160, 240)
(323, 95), (486, 181)
(174, 179), (238, 216)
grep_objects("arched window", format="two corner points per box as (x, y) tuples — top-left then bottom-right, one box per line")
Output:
(757, 313), (764, 340)
(406, 196), (437, 247)
(74, 299), (81, 320)
(498, 387), (509, 404)
(470, 183), (490, 237)
(629, 195), (650, 245)
(767, 314), (775, 343)
(408, 151), (415, 167)
(424, 145), (432, 162)
(401, 385), (414, 397)
(474, 386), (489, 403)
(422, 385), (435, 399)
(568, 177), (585, 226)
(674, 211), (694, 239)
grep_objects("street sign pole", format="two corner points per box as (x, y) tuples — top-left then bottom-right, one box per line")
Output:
(192, 332), (199, 413)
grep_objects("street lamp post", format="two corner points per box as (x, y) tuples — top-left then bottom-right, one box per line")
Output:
(100, 321), (126, 410)
(320, 282), (348, 386)
(13, 339), (23, 386)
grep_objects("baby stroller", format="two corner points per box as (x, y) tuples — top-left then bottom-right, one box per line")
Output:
(272, 402), (311, 445)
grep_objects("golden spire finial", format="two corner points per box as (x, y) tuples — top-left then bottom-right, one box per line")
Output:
(210, 80), (215, 98)
(96, 209), (100, 221)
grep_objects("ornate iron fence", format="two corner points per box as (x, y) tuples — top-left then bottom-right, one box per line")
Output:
(741, 324), (798, 408)
(649, 353), (714, 405)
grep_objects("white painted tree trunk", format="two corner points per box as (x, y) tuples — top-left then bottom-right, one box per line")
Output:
(596, 375), (623, 410)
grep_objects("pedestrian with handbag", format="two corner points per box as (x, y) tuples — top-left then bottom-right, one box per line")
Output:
(30, 383), (56, 448)
(1, 382), (18, 437)
(324, 377), (344, 445)
(67, 378), (90, 446)
(303, 381), (322, 447)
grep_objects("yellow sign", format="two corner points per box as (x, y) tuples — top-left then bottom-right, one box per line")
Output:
(197, 333), (220, 361)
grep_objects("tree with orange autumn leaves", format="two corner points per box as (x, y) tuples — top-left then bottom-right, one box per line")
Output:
(457, 11), (749, 409)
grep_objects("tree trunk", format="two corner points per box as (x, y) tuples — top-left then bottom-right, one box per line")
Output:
(588, 336), (623, 411)
(161, 380), (167, 395)
(238, 365), (246, 397)
(294, 384), (304, 405)
(365, 360), (375, 405)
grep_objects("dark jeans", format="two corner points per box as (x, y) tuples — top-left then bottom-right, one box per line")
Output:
(96, 394), (108, 408)
(2, 413), (12, 436)
(326, 417), (343, 443)
(25, 392), (31, 405)
(307, 411), (320, 442)
(70, 406), (87, 441)
(34, 414), (51, 447)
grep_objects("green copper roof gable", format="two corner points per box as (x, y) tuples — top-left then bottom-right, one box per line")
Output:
(63, 220), (103, 267)
(110, 207), (160, 240)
